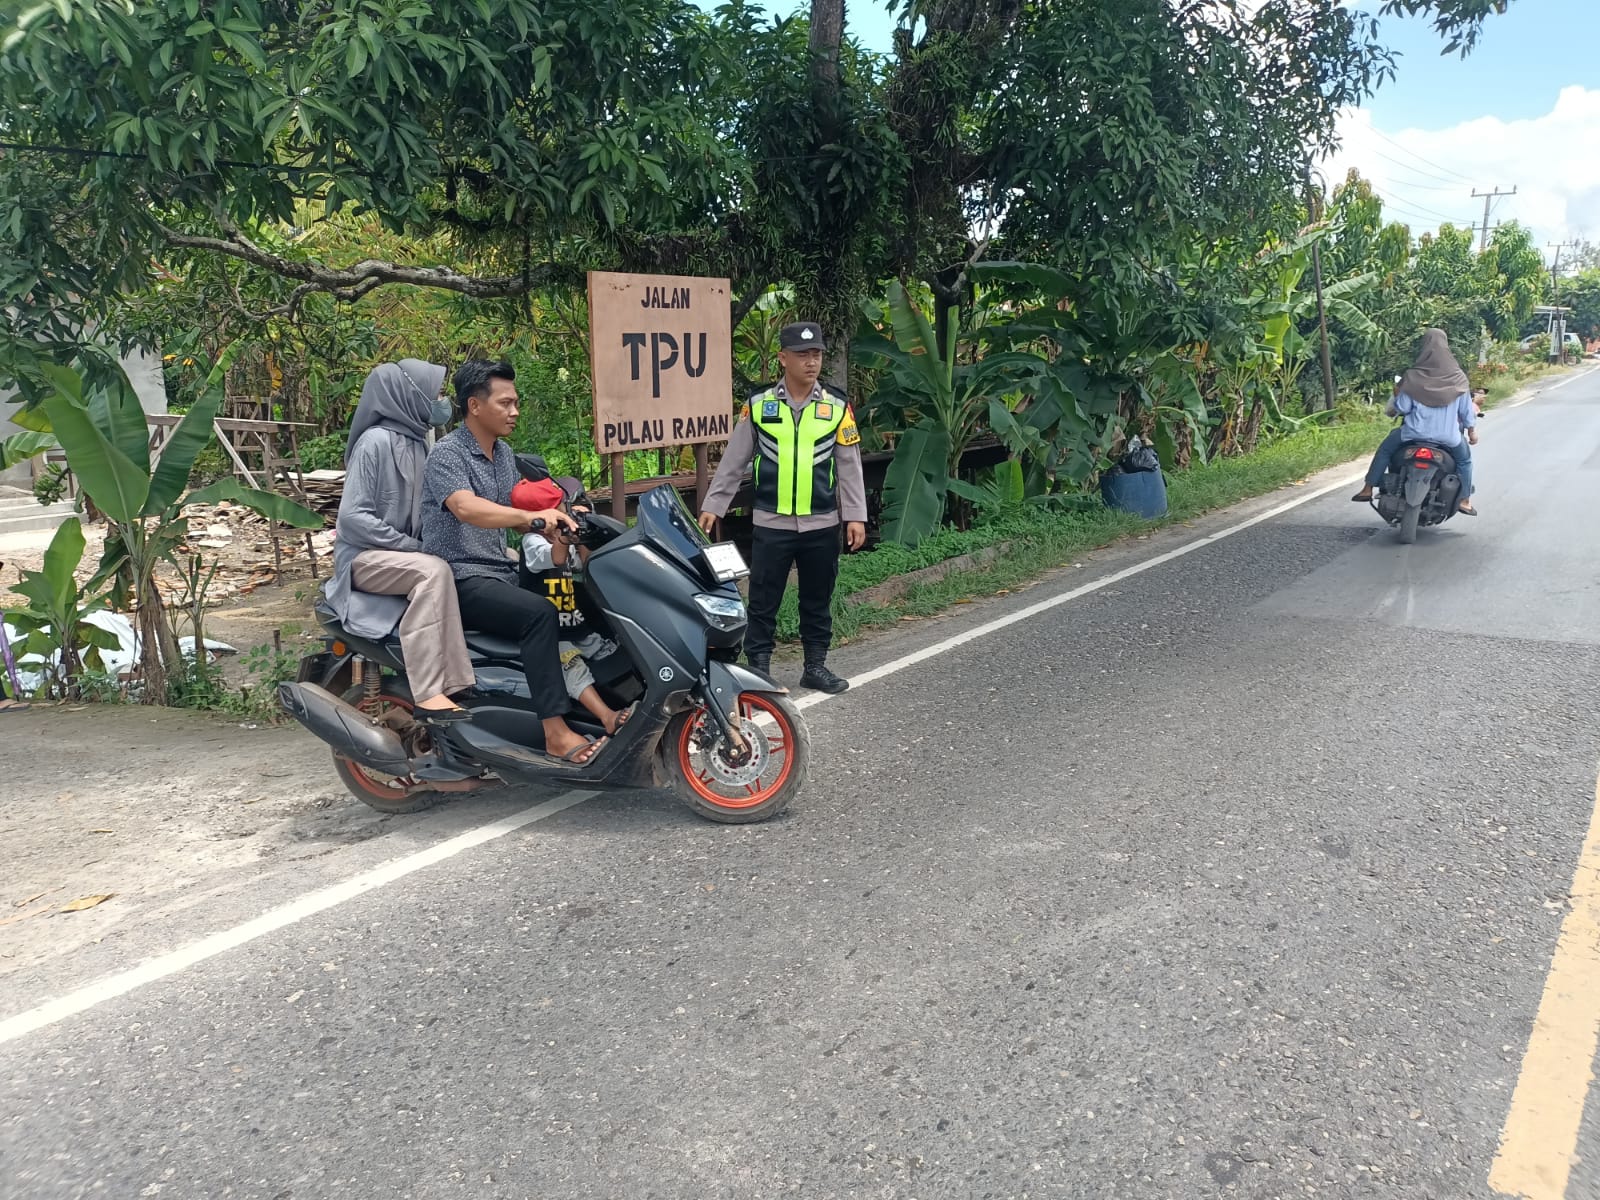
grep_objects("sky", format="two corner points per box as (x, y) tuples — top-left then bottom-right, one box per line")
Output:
(1323, 0), (1599, 259)
(696, 0), (1598, 263)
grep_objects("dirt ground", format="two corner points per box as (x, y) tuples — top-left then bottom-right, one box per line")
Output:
(0, 702), (393, 980)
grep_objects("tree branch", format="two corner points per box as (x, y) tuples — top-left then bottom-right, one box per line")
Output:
(730, 279), (772, 330)
(153, 223), (574, 300)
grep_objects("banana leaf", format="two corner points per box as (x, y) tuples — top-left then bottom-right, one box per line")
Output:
(145, 389), (223, 515)
(970, 261), (1077, 297)
(879, 425), (951, 547)
(3, 402), (53, 433)
(885, 281), (952, 400)
(1, 430), (59, 469)
(9, 518), (87, 618)
(40, 390), (150, 522)
(85, 366), (151, 473)
(183, 477), (323, 529)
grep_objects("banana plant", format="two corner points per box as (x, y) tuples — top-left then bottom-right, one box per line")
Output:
(38, 352), (321, 702)
(4, 517), (119, 699)
(855, 281), (1053, 545)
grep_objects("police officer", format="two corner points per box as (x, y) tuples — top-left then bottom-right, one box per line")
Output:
(698, 321), (867, 694)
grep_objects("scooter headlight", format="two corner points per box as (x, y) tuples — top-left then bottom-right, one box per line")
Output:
(694, 593), (747, 631)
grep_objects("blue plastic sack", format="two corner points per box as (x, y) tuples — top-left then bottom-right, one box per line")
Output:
(1099, 466), (1168, 519)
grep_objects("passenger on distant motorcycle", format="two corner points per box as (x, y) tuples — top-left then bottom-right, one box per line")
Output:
(1352, 328), (1479, 516)
(420, 360), (605, 766)
(323, 360), (475, 724)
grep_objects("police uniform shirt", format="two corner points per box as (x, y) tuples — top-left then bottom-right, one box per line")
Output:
(701, 380), (868, 532)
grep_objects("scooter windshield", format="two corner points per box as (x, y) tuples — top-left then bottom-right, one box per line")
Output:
(634, 485), (715, 581)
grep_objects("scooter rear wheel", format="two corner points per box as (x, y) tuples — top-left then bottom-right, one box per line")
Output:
(666, 692), (809, 824)
(1399, 501), (1420, 544)
(332, 683), (448, 815)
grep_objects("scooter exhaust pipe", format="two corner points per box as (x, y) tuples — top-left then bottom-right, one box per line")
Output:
(278, 682), (413, 775)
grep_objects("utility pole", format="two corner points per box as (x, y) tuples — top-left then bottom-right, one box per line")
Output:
(1306, 171), (1336, 412)
(1548, 240), (1576, 363)
(1472, 186), (1516, 253)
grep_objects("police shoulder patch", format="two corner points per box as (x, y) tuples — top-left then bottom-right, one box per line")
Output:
(837, 406), (861, 447)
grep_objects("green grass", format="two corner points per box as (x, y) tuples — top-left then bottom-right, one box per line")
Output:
(1477, 359), (1569, 410)
(773, 413), (1394, 645)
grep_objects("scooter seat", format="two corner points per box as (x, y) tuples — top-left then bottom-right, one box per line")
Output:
(464, 630), (524, 661)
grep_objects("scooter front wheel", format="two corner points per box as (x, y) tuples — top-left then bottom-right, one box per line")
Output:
(666, 691), (809, 824)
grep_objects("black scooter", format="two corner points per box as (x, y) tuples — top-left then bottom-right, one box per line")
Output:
(278, 485), (809, 824)
(1369, 441), (1465, 544)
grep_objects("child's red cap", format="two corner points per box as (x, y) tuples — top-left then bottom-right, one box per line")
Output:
(510, 477), (565, 511)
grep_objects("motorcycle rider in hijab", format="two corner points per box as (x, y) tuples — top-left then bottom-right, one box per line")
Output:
(1352, 328), (1480, 516)
(322, 359), (476, 722)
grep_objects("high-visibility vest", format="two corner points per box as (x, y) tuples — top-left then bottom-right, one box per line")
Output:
(750, 390), (848, 516)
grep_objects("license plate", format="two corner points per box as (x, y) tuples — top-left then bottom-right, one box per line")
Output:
(703, 541), (749, 581)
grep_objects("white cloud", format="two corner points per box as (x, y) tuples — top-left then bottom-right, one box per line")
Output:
(1320, 86), (1600, 254)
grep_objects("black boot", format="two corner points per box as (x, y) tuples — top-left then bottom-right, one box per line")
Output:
(747, 653), (772, 678)
(799, 655), (849, 694)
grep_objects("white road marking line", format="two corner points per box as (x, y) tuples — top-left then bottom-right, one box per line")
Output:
(1503, 364), (1599, 409)
(0, 791), (595, 1046)
(1489, 768), (1600, 1200)
(795, 469), (1367, 710)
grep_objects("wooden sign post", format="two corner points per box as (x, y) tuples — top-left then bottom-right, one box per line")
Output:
(588, 271), (734, 519)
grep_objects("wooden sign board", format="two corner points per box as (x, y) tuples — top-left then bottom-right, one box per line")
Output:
(588, 271), (733, 456)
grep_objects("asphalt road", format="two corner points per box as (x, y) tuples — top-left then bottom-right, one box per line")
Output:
(4, 366), (1600, 1199)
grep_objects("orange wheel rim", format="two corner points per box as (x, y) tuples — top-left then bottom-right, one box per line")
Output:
(676, 693), (794, 810)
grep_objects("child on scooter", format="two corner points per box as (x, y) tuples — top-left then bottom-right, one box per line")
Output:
(510, 475), (633, 735)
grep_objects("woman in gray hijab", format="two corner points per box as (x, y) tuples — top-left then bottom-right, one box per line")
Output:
(323, 359), (476, 720)
(1352, 328), (1480, 514)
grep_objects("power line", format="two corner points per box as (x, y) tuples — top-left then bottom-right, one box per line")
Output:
(1365, 125), (1476, 185)
(1372, 185), (1469, 225)
(1367, 147), (1474, 190)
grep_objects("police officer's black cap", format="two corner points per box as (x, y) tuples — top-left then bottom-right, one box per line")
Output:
(779, 322), (827, 352)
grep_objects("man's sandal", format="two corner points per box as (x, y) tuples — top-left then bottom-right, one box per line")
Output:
(549, 736), (605, 766)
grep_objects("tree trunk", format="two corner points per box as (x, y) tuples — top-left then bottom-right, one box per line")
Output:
(809, 0), (843, 92)
(806, 0), (850, 392)
(136, 574), (173, 704)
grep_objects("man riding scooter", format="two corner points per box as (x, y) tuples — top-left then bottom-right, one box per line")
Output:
(419, 360), (606, 766)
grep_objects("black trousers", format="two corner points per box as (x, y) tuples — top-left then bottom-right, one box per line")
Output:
(745, 525), (840, 662)
(455, 575), (569, 717)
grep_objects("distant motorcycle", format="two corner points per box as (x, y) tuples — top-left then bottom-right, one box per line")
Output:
(1366, 441), (1465, 544)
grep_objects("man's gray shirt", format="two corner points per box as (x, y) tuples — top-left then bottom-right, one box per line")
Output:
(421, 426), (520, 583)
